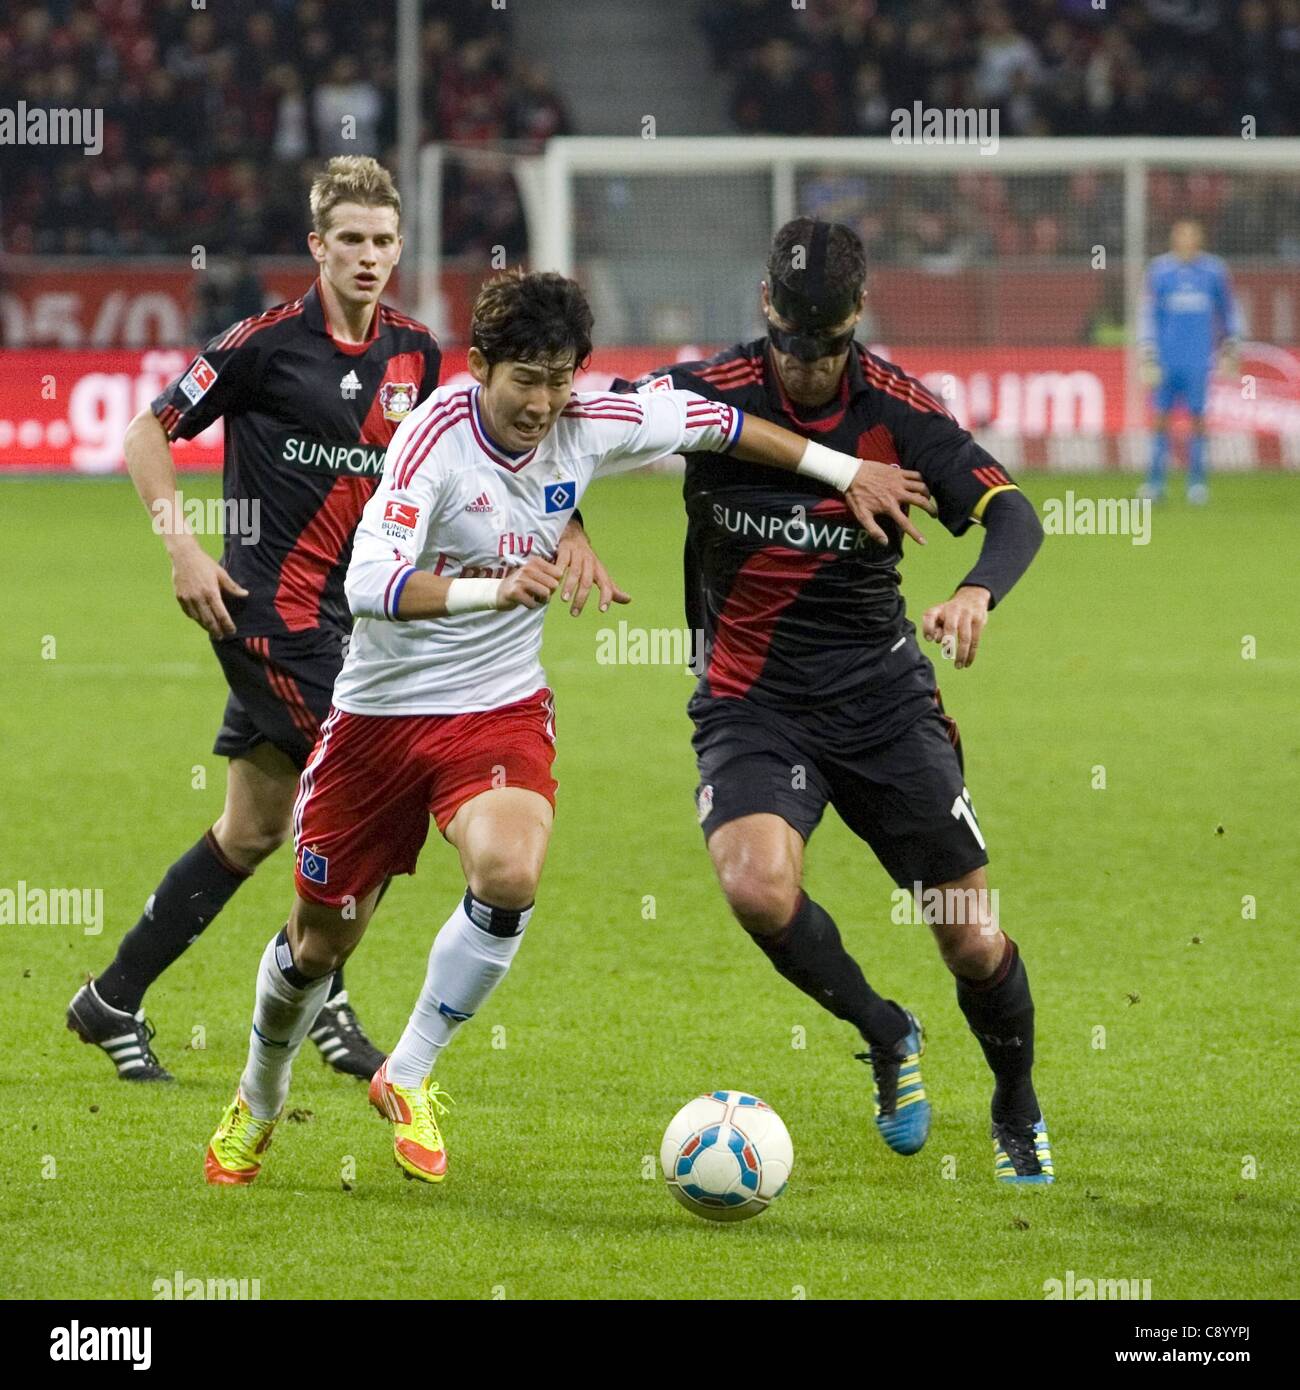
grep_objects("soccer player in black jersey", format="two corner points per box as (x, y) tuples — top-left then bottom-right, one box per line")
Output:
(620, 218), (1054, 1183)
(66, 157), (613, 1083)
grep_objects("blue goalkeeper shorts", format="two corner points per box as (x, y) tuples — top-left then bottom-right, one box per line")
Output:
(1154, 362), (1211, 415)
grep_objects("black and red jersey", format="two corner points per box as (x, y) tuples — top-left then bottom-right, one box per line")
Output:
(152, 278), (441, 638)
(619, 339), (1019, 711)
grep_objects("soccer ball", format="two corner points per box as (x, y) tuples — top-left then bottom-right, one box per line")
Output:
(660, 1090), (793, 1223)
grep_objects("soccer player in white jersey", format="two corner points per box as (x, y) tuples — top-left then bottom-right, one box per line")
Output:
(204, 269), (935, 1186)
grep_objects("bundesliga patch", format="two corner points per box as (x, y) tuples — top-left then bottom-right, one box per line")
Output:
(696, 784), (714, 824)
(381, 499), (420, 540)
(640, 374), (674, 394)
(378, 380), (417, 421)
(178, 357), (216, 405)
(544, 480), (576, 514)
(299, 848), (329, 885)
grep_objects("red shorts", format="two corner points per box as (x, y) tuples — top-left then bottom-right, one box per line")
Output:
(292, 687), (557, 907)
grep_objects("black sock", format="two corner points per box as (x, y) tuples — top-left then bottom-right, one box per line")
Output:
(955, 935), (1038, 1124)
(96, 829), (251, 1013)
(750, 892), (909, 1048)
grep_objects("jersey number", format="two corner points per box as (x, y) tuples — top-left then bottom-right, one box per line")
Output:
(951, 787), (986, 851)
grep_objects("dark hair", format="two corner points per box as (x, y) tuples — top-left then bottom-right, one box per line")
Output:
(767, 217), (866, 308)
(470, 269), (594, 370)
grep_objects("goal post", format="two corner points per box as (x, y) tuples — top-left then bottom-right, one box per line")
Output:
(528, 136), (1300, 470)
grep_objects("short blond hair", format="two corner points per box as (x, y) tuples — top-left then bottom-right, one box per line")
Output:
(309, 156), (401, 237)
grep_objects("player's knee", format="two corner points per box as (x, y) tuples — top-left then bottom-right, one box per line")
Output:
(294, 934), (348, 978)
(466, 851), (541, 912)
(936, 925), (1003, 979)
(287, 898), (366, 977)
(213, 815), (289, 868)
(717, 858), (800, 935)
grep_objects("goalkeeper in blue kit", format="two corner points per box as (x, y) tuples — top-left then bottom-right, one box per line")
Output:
(1139, 220), (1243, 504)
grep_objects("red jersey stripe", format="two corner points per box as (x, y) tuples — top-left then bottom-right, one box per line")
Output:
(562, 407), (644, 421)
(698, 357), (762, 379)
(574, 393), (645, 411)
(860, 356), (954, 420)
(380, 307), (433, 335)
(272, 476), (373, 633)
(215, 298), (305, 352)
(382, 563), (411, 619)
(706, 546), (841, 699)
(394, 392), (470, 487)
(398, 406), (471, 488)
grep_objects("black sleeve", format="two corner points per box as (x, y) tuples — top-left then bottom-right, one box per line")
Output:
(150, 328), (263, 440)
(891, 402), (1020, 538)
(417, 337), (443, 402)
(957, 489), (1043, 609)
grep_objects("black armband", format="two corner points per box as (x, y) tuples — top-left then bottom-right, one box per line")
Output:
(570, 507), (585, 531)
(957, 489), (1043, 608)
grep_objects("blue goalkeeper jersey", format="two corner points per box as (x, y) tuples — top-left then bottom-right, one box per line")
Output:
(1139, 253), (1242, 370)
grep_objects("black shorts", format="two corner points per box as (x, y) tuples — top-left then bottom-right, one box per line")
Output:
(211, 630), (347, 771)
(691, 681), (989, 889)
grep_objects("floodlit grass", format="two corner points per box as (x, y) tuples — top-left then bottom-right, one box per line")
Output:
(1, 471), (1296, 1299)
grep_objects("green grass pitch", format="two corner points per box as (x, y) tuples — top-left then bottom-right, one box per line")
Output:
(1, 470), (1296, 1301)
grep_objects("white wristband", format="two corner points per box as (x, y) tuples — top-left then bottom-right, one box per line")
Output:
(444, 578), (502, 614)
(796, 439), (859, 492)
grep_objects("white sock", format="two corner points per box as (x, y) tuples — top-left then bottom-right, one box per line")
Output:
(239, 929), (333, 1119)
(387, 891), (531, 1089)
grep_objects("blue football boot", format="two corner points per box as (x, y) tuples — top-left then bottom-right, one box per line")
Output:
(992, 1114), (1055, 1185)
(856, 1009), (930, 1155)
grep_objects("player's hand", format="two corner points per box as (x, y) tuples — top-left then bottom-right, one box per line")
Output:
(922, 585), (990, 670)
(1139, 356), (1162, 389)
(844, 459), (936, 547)
(554, 521), (632, 615)
(496, 556), (565, 610)
(170, 539), (248, 639)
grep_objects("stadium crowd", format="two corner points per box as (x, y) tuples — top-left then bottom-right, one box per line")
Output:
(2, 0), (1297, 274)
(0, 0), (565, 259)
(705, 0), (1300, 139)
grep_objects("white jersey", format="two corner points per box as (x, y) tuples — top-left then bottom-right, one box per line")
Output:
(335, 382), (742, 715)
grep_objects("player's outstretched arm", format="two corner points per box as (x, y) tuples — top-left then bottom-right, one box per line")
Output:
(123, 406), (248, 638)
(728, 411), (937, 546)
(392, 559), (566, 618)
(346, 550), (565, 622)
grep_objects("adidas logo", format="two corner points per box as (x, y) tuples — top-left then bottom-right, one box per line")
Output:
(339, 369), (362, 400)
(465, 491), (495, 513)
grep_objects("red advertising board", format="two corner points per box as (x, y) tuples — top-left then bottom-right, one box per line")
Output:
(2, 345), (1296, 473)
(5, 259), (1300, 352)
